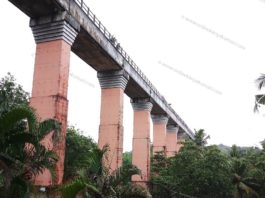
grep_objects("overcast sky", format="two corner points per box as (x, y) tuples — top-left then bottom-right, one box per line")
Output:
(1, 0), (265, 151)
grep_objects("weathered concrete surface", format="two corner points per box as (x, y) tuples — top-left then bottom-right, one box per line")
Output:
(8, 0), (62, 18)
(8, 0), (194, 139)
(152, 115), (168, 154)
(97, 70), (128, 171)
(166, 125), (178, 157)
(29, 13), (78, 186)
(131, 99), (153, 187)
(176, 131), (187, 153)
(98, 88), (125, 171)
(30, 40), (71, 185)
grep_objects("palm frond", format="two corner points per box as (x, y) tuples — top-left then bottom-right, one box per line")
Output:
(0, 106), (37, 136)
(255, 74), (265, 90)
(0, 158), (13, 190)
(254, 95), (265, 112)
(7, 133), (38, 147)
(38, 150), (58, 183)
(254, 103), (260, 113)
(9, 176), (31, 198)
(60, 179), (100, 198)
(117, 184), (148, 198)
(255, 95), (265, 105)
(238, 182), (259, 197)
(37, 119), (61, 142)
(0, 152), (22, 167)
(110, 164), (141, 187)
(88, 145), (109, 176)
(30, 149), (58, 174)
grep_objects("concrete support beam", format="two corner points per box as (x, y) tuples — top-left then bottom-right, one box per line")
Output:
(131, 98), (153, 187)
(97, 70), (129, 171)
(151, 114), (168, 155)
(166, 125), (179, 157)
(30, 12), (79, 185)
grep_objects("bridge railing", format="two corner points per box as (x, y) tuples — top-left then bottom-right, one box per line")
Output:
(73, 0), (160, 95)
(73, 0), (193, 137)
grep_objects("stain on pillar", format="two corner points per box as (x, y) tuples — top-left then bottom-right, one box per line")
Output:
(30, 40), (70, 185)
(98, 88), (124, 171)
(131, 99), (153, 188)
(166, 125), (178, 157)
(97, 70), (129, 171)
(152, 115), (168, 155)
(30, 13), (79, 186)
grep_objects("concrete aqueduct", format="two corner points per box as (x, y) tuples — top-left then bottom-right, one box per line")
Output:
(8, 0), (194, 187)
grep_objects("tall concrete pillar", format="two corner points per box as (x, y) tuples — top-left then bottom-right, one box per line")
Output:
(131, 98), (153, 187)
(30, 12), (79, 185)
(97, 70), (129, 171)
(166, 125), (179, 157)
(176, 131), (185, 153)
(151, 115), (168, 155)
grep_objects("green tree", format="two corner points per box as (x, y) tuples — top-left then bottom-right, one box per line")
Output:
(123, 152), (132, 167)
(61, 145), (148, 198)
(0, 105), (61, 198)
(230, 144), (243, 158)
(231, 157), (260, 197)
(151, 130), (234, 198)
(0, 73), (61, 198)
(151, 130), (265, 198)
(151, 151), (172, 197)
(0, 73), (29, 115)
(231, 142), (265, 198)
(64, 126), (97, 182)
(194, 129), (210, 147)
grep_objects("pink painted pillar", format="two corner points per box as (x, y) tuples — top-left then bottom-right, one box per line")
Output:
(176, 131), (185, 153)
(97, 70), (129, 171)
(131, 99), (153, 187)
(166, 125), (179, 157)
(30, 13), (79, 185)
(151, 115), (168, 155)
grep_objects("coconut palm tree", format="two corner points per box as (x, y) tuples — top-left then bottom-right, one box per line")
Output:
(194, 129), (210, 147)
(230, 145), (260, 198)
(0, 105), (60, 198)
(232, 173), (260, 198)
